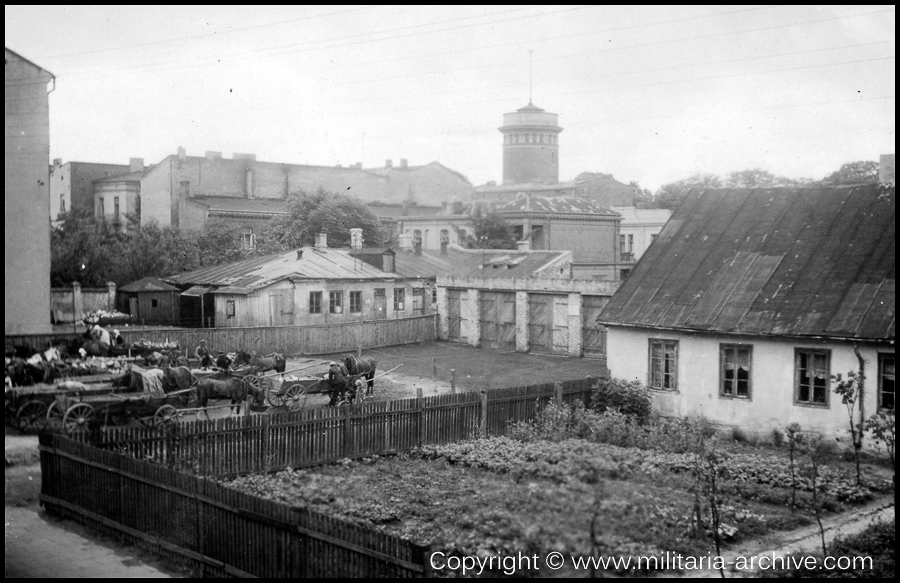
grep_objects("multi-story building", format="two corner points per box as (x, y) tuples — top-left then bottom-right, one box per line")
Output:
(5, 47), (54, 334)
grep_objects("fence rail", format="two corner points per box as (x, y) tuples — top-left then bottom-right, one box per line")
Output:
(40, 376), (598, 578)
(6, 314), (437, 356)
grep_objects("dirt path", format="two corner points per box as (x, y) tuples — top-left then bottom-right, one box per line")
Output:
(690, 497), (894, 577)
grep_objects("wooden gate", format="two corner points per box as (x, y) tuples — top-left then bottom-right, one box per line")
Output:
(582, 295), (609, 360)
(447, 289), (465, 342)
(529, 294), (568, 355)
(478, 292), (516, 351)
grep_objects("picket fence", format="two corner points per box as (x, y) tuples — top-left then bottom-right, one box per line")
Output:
(39, 377), (598, 577)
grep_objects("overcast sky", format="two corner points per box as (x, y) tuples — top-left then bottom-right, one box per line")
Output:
(5, 5), (895, 192)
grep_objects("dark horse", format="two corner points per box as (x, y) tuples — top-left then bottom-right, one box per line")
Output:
(345, 354), (377, 396)
(234, 350), (286, 375)
(194, 376), (265, 417)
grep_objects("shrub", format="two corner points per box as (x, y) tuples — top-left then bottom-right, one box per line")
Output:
(590, 378), (653, 424)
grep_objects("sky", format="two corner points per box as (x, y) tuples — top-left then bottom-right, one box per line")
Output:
(5, 5), (895, 192)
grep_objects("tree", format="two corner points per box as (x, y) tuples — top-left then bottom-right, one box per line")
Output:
(821, 160), (879, 185)
(462, 206), (517, 249)
(262, 188), (384, 250)
(723, 168), (809, 188)
(50, 207), (122, 287)
(654, 173), (722, 210)
(629, 181), (655, 209)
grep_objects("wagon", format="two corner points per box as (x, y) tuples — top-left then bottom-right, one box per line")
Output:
(263, 363), (403, 411)
(48, 388), (196, 436)
(7, 379), (128, 434)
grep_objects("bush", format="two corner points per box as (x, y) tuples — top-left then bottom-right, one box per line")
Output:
(590, 378), (653, 424)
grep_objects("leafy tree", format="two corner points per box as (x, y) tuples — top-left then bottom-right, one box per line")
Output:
(50, 207), (122, 287)
(108, 220), (202, 283)
(723, 168), (809, 188)
(462, 206), (517, 249)
(821, 160), (879, 185)
(196, 219), (258, 265)
(262, 188), (384, 250)
(654, 173), (722, 209)
(629, 181), (655, 209)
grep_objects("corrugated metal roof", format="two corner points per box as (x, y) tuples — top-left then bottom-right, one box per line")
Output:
(598, 184), (896, 341)
(166, 248), (397, 293)
(493, 196), (619, 216)
(182, 285), (214, 297)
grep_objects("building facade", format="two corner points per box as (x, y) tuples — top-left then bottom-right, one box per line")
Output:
(599, 184), (895, 440)
(5, 48), (54, 334)
(499, 102), (562, 185)
(49, 159), (132, 222)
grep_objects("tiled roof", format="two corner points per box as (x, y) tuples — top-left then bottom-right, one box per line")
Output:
(598, 184), (895, 341)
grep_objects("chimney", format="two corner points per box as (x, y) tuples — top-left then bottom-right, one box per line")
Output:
(401, 200), (409, 216)
(297, 249), (303, 260)
(245, 167), (253, 198)
(398, 233), (413, 252)
(385, 159), (393, 169)
(53, 158), (62, 167)
(452, 200), (463, 214)
(233, 153), (256, 161)
(354, 162), (362, 169)
(414, 241), (422, 256)
(400, 158), (408, 168)
(129, 157), (143, 173)
(517, 240), (532, 252)
(440, 239), (448, 255)
(205, 151), (222, 160)
(315, 233), (328, 248)
(350, 228), (364, 250)
(177, 147), (186, 161)
(383, 251), (395, 273)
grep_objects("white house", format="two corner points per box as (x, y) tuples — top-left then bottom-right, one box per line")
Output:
(598, 184), (895, 441)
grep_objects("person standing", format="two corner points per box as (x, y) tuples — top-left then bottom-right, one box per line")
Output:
(194, 339), (213, 368)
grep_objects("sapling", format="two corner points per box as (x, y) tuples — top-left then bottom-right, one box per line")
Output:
(785, 422), (803, 509)
(832, 370), (865, 486)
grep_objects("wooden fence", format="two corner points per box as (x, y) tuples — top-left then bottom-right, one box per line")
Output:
(39, 377), (597, 577)
(39, 434), (430, 577)
(6, 314), (437, 356)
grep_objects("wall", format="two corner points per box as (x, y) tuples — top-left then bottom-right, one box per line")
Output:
(49, 282), (117, 323)
(94, 179), (140, 231)
(140, 156), (174, 226)
(5, 50), (53, 334)
(606, 326), (888, 440)
(437, 275), (618, 357)
(49, 162), (130, 220)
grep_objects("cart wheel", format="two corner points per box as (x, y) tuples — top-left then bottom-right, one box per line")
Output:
(267, 382), (287, 408)
(16, 400), (48, 433)
(283, 385), (308, 412)
(154, 404), (179, 426)
(46, 400), (64, 431)
(244, 374), (261, 391)
(63, 403), (95, 436)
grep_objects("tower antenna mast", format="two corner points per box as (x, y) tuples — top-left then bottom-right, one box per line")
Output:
(528, 49), (534, 104)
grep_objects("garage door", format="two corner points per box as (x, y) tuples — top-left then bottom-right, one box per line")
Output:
(479, 291), (516, 351)
(447, 289), (465, 342)
(582, 295), (609, 360)
(529, 294), (568, 355)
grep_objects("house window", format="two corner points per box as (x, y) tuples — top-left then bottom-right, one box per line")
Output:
(329, 291), (343, 314)
(114, 196), (120, 219)
(879, 353), (895, 410)
(432, 288), (438, 306)
(240, 227), (256, 250)
(151, 299), (158, 308)
(226, 300), (235, 318)
(413, 230), (422, 247)
(393, 288), (405, 311)
(795, 348), (830, 406)
(649, 339), (678, 391)
(349, 291), (362, 313)
(720, 344), (752, 399)
(60, 195), (66, 214)
(309, 291), (322, 314)
(98, 197), (105, 219)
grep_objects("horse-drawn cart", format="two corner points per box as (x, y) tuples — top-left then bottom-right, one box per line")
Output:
(49, 389), (195, 436)
(7, 379), (129, 433)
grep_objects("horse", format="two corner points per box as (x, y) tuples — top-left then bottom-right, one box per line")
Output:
(194, 376), (265, 417)
(215, 352), (233, 373)
(344, 354), (377, 396)
(234, 350), (286, 375)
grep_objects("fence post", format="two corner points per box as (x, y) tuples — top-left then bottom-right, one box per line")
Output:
(261, 414), (271, 473)
(417, 387), (425, 447)
(450, 369), (456, 394)
(357, 345), (362, 358)
(432, 357), (437, 378)
(554, 381), (563, 404)
(342, 406), (353, 458)
(479, 390), (487, 438)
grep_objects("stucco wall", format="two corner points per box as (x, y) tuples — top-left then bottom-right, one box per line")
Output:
(5, 51), (53, 334)
(606, 326), (890, 441)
